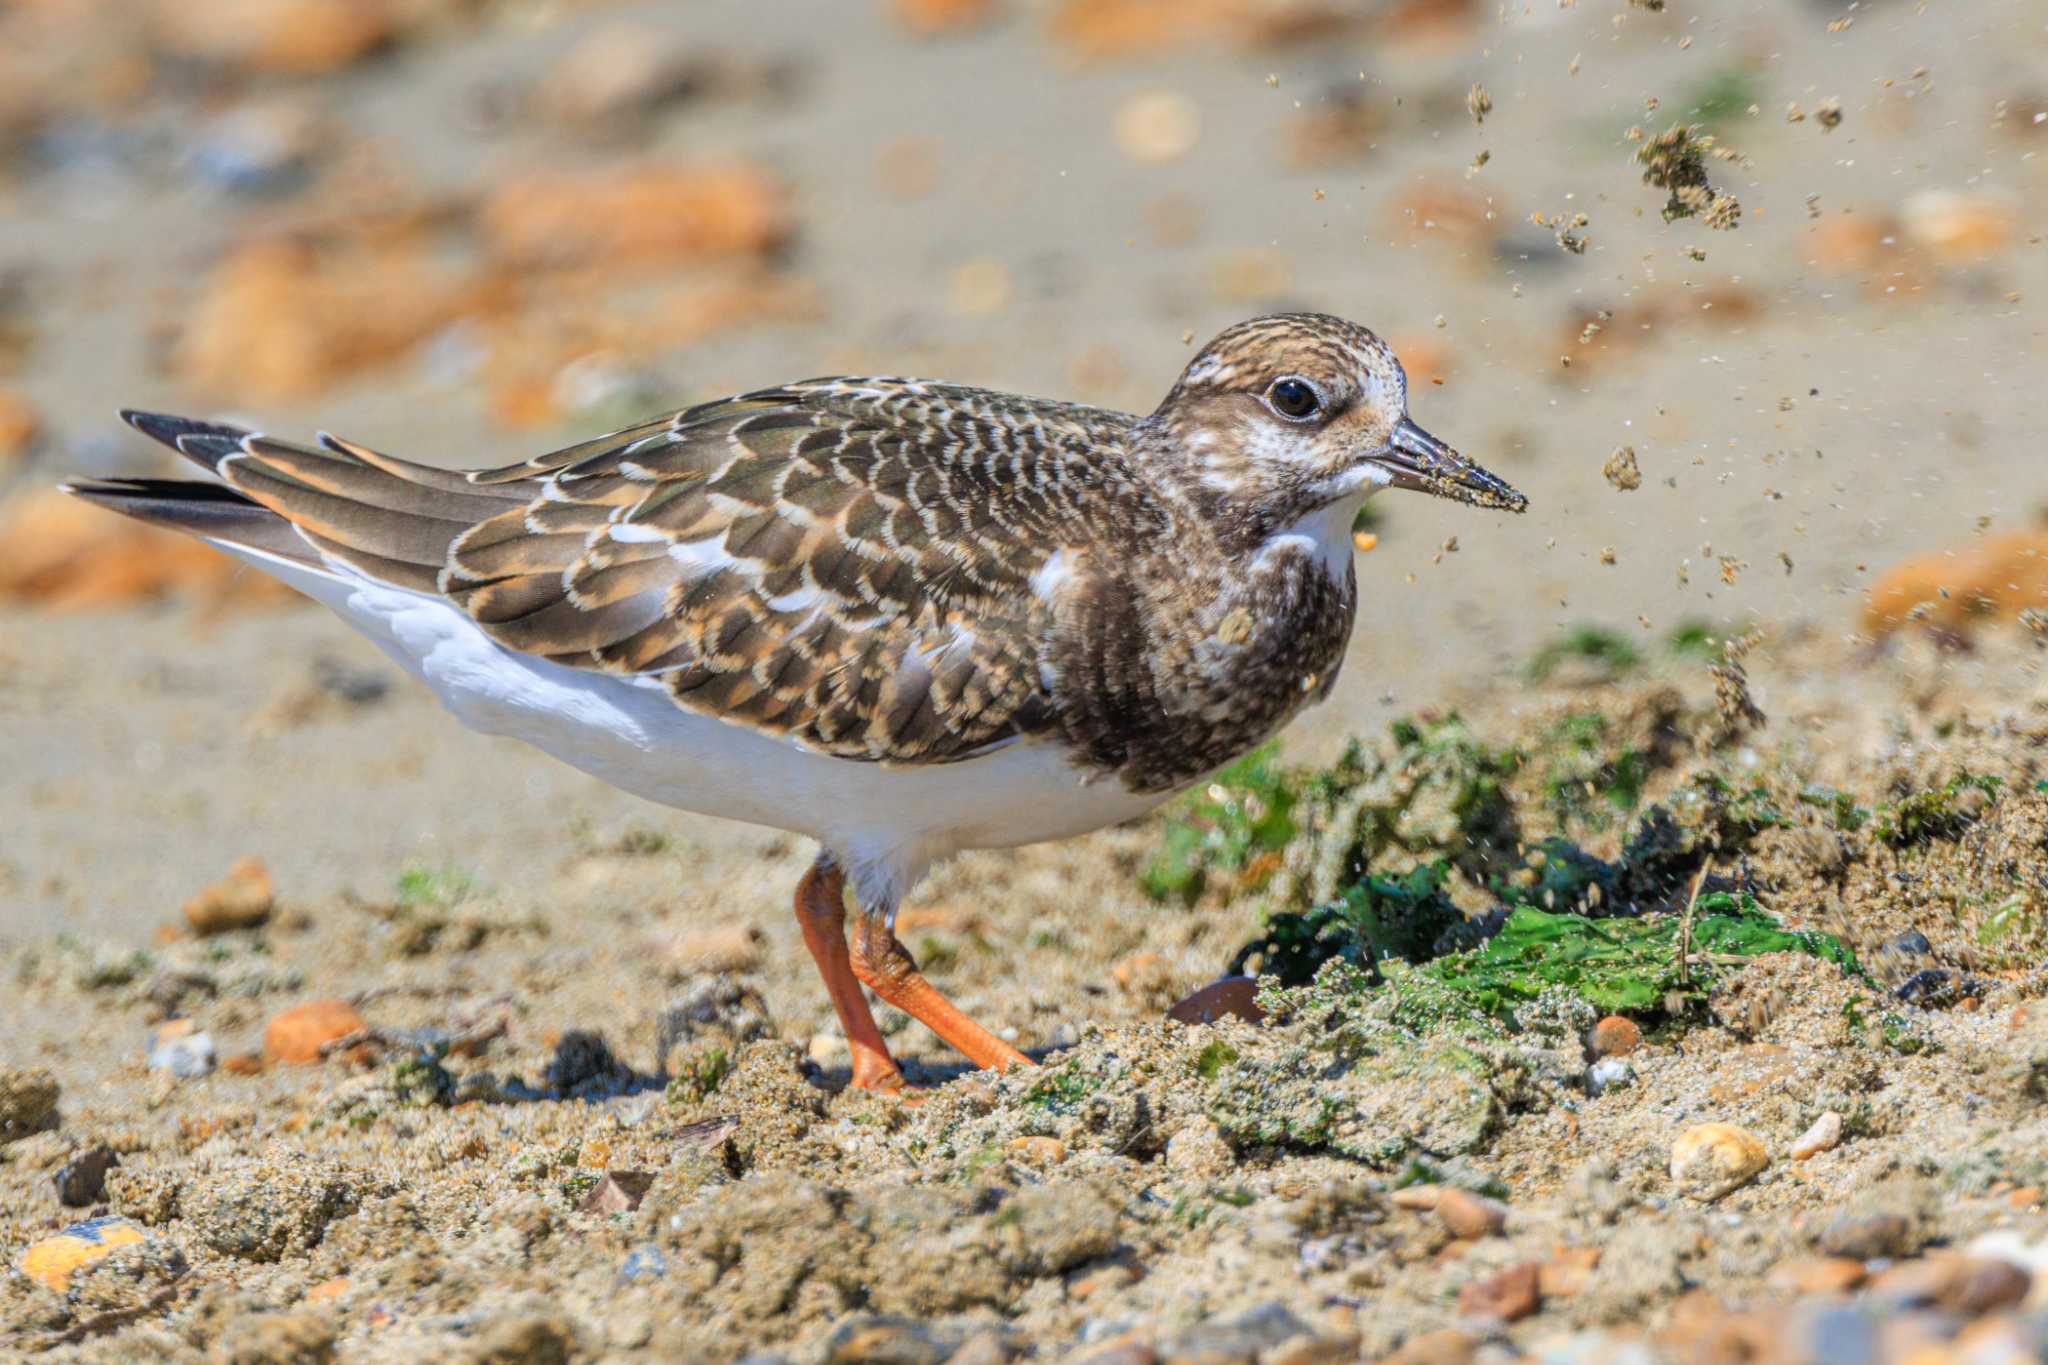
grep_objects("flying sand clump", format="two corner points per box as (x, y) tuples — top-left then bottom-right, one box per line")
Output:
(1630, 123), (1742, 229)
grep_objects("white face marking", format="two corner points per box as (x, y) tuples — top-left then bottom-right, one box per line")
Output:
(1255, 483), (1381, 582)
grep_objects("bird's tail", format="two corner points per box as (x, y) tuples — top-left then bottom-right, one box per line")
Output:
(63, 410), (522, 593)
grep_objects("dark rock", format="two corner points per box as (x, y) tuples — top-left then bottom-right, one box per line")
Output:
(54, 1145), (119, 1207)
(544, 1030), (635, 1099)
(1894, 969), (1955, 1006)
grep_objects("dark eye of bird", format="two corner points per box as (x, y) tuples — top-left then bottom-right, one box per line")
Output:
(1268, 377), (1320, 420)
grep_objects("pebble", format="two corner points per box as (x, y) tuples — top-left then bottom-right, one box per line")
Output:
(1390, 1184), (1441, 1211)
(147, 1019), (217, 1078)
(616, 1245), (669, 1284)
(1820, 1212), (1915, 1261)
(666, 923), (763, 975)
(1538, 1247), (1601, 1298)
(1790, 1111), (1843, 1161)
(1867, 1254), (2035, 1316)
(1586, 1057), (1634, 1095)
(1006, 1136), (1067, 1167)
(1165, 976), (1264, 1026)
(1070, 1264), (1139, 1301)
(182, 854), (276, 934)
(1767, 1256), (1868, 1294)
(1113, 91), (1200, 165)
(1380, 1329), (1477, 1365)
(264, 998), (367, 1065)
(54, 1145), (119, 1207)
(304, 1275), (352, 1303)
(1435, 1187), (1508, 1239)
(1588, 1015), (1641, 1057)
(1456, 1261), (1541, 1321)
(1670, 1123), (1769, 1201)
(187, 101), (327, 197)
(0, 1064), (60, 1139)
(19, 1215), (147, 1291)
(578, 1170), (654, 1214)
(1158, 1302), (1316, 1361)
(825, 1314), (958, 1364)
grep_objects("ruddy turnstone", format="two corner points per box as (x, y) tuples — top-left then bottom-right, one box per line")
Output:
(67, 312), (1525, 1091)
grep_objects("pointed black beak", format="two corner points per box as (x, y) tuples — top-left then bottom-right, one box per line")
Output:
(1370, 418), (1528, 513)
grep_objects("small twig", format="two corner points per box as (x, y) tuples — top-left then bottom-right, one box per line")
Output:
(1676, 860), (1712, 986)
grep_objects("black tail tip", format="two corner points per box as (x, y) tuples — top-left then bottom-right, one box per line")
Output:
(119, 408), (254, 469)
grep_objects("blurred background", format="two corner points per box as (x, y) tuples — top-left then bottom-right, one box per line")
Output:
(0, 0), (2042, 934)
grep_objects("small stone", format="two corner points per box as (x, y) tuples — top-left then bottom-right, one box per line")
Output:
(1790, 1111), (1842, 1160)
(1538, 1247), (1601, 1297)
(1070, 1264), (1138, 1301)
(1768, 1256), (1868, 1294)
(1390, 1184), (1441, 1211)
(825, 1314), (957, 1364)
(545, 1029), (635, 1097)
(0, 1064), (60, 1139)
(264, 999), (366, 1065)
(1820, 1212), (1915, 1261)
(222, 1052), (268, 1076)
(665, 923), (762, 975)
(54, 1146), (119, 1207)
(1670, 1123), (1769, 1201)
(1165, 976), (1264, 1026)
(1937, 1257), (2033, 1316)
(1114, 91), (1200, 165)
(1601, 447), (1642, 492)
(616, 1245), (669, 1284)
(1005, 1136), (1066, 1167)
(1381, 1329), (1477, 1365)
(1586, 1057), (1634, 1095)
(1456, 1261), (1540, 1320)
(578, 1170), (654, 1214)
(890, 0), (996, 37)
(182, 855), (276, 934)
(19, 1215), (147, 1291)
(305, 1275), (352, 1303)
(1435, 1187), (1508, 1239)
(1159, 1303), (1315, 1360)
(147, 1019), (217, 1078)
(1588, 1015), (1641, 1056)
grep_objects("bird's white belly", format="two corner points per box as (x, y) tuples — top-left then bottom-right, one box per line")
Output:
(216, 545), (1173, 903)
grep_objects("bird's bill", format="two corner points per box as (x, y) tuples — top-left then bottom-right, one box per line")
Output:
(1370, 417), (1528, 513)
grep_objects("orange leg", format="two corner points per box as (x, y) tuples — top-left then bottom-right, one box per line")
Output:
(794, 861), (904, 1093)
(851, 914), (1034, 1076)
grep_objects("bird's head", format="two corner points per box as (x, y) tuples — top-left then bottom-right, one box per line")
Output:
(1149, 312), (1527, 538)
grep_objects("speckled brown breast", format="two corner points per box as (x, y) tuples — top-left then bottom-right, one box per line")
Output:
(1049, 546), (1358, 794)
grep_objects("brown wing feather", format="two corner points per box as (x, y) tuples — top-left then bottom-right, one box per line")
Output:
(206, 381), (1155, 766)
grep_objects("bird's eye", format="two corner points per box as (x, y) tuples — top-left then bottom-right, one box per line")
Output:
(1268, 377), (1321, 420)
